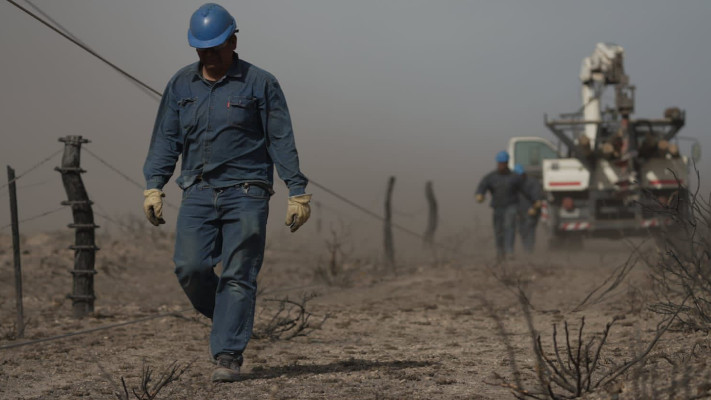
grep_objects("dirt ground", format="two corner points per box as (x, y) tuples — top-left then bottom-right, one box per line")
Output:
(1, 226), (710, 400)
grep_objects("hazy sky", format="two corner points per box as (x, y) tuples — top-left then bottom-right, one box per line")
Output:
(1, 1), (709, 241)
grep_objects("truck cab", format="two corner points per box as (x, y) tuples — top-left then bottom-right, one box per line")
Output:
(506, 136), (559, 182)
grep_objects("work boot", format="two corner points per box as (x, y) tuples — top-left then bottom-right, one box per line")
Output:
(211, 353), (242, 383)
(208, 343), (216, 364)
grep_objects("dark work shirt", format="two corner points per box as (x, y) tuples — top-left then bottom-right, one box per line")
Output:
(518, 176), (543, 212)
(476, 169), (528, 208)
(143, 53), (307, 196)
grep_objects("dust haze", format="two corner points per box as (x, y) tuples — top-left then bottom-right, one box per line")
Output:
(3, 2), (711, 398)
(0, 1), (709, 247)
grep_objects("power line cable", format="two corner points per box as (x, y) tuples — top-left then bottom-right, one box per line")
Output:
(24, 0), (84, 44)
(0, 148), (63, 191)
(6, 0), (162, 98)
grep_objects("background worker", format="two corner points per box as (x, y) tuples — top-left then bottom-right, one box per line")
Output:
(475, 151), (536, 261)
(513, 164), (543, 254)
(142, 3), (311, 383)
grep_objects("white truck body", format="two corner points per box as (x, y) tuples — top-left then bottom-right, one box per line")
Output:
(508, 136), (690, 242)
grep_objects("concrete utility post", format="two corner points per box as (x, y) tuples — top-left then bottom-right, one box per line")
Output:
(56, 136), (99, 318)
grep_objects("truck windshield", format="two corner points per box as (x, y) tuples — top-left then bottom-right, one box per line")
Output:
(515, 141), (558, 168)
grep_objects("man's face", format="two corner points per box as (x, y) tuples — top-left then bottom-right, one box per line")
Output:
(497, 162), (508, 173)
(197, 34), (237, 74)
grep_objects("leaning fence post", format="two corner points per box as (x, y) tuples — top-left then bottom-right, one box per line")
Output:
(384, 176), (396, 269)
(55, 136), (99, 318)
(6, 166), (25, 338)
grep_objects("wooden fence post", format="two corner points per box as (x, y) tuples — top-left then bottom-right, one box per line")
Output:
(55, 136), (99, 318)
(384, 176), (396, 269)
(6, 166), (25, 338)
(424, 180), (438, 248)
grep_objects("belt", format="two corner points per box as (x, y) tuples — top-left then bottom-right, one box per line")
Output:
(194, 175), (274, 195)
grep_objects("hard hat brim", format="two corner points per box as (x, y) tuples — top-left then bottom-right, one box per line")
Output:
(188, 20), (236, 49)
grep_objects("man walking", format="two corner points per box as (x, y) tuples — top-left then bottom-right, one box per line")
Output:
(475, 151), (536, 261)
(142, 3), (311, 382)
(513, 164), (543, 254)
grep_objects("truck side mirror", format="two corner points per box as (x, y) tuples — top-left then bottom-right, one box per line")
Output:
(692, 142), (702, 163)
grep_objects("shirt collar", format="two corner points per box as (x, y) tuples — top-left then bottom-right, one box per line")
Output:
(192, 52), (242, 82)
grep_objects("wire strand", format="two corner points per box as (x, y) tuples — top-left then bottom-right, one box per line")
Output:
(83, 147), (178, 210)
(0, 206), (66, 230)
(0, 148), (63, 191)
(94, 210), (142, 232)
(0, 308), (193, 351)
(306, 177), (461, 253)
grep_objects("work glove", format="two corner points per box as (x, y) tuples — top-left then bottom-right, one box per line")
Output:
(143, 189), (166, 226)
(475, 194), (485, 203)
(285, 194), (311, 232)
(528, 207), (538, 217)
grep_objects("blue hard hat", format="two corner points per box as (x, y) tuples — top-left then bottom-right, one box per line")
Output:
(188, 3), (237, 49)
(513, 164), (525, 175)
(495, 151), (509, 163)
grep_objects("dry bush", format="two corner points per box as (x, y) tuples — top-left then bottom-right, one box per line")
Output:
(641, 171), (711, 331)
(313, 223), (362, 287)
(253, 292), (329, 341)
(487, 285), (680, 400)
(104, 360), (191, 400)
(0, 321), (19, 341)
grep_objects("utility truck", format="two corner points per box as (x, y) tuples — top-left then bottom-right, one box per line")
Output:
(509, 43), (700, 248)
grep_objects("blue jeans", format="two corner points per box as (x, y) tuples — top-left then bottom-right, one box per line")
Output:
(493, 204), (517, 257)
(173, 182), (270, 360)
(518, 213), (539, 253)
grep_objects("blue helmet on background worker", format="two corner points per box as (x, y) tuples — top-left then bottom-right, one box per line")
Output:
(513, 164), (525, 175)
(188, 3), (238, 48)
(495, 151), (509, 163)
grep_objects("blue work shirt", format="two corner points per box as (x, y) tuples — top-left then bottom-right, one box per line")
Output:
(143, 53), (307, 196)
(476, 169), (530, 208)
(517, 176), (543, 213)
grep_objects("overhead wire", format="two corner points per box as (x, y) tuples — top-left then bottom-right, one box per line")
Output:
(6, 0), (162, 98)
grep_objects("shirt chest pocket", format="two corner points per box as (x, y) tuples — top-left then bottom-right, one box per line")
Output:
(177, 97), (197, 131)
(228, 95), (258, 128)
